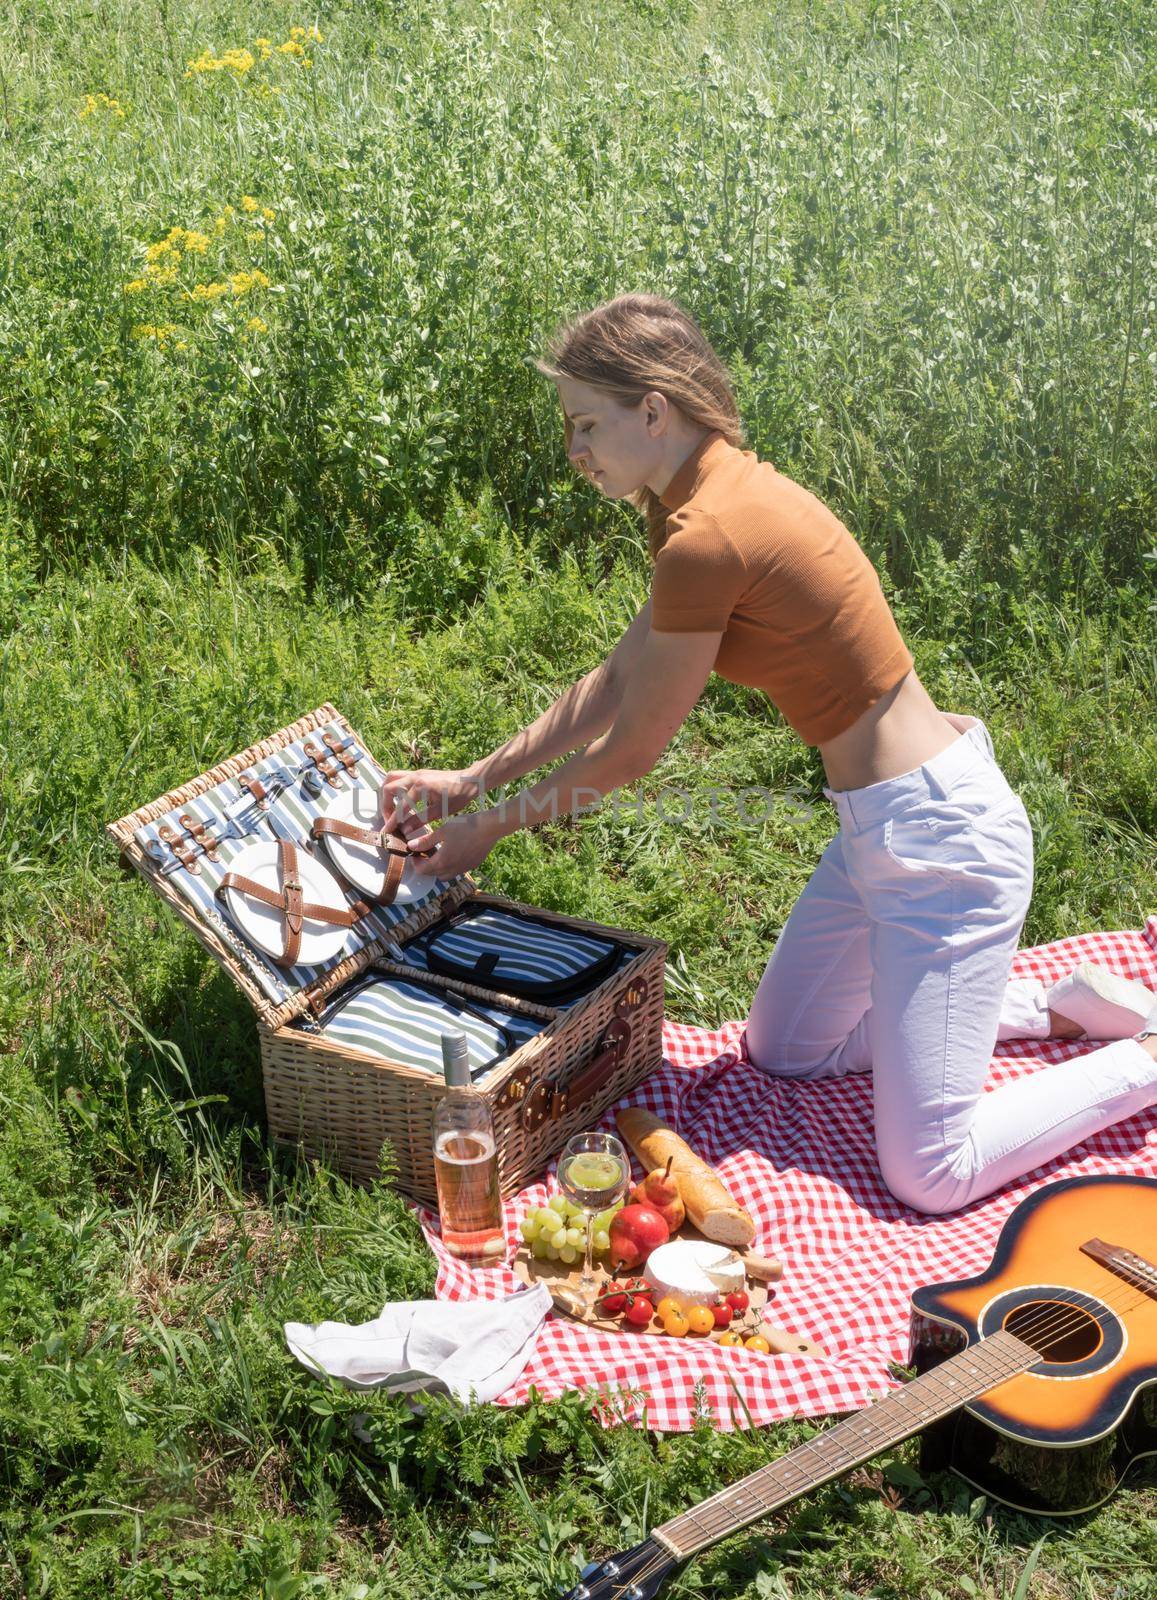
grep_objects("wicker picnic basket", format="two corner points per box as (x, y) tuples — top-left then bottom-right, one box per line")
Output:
(108, 703), (666, 1205)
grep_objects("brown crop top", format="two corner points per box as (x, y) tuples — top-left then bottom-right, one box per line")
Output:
(649, 431), (914, 746)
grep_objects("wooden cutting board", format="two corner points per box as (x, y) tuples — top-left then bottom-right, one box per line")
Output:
(512, 1228), (823, 1355)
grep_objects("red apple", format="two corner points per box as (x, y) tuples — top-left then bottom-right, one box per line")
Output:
(630, 1156), (685, 1232)
(608, 1203), (670, 1269)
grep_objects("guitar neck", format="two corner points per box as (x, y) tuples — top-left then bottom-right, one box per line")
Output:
(654, 1328), (1036, 1560)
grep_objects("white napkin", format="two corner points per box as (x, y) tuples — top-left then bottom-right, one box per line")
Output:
(284, 1281), (553, 1405)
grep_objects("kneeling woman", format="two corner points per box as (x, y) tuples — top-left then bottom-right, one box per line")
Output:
(385, 292), (1157, 1216)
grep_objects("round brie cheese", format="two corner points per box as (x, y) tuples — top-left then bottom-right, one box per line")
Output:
(643, 1240), (746, 1310)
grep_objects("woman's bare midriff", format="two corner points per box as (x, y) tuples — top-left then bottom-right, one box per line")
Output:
(818, 672), (961, 792)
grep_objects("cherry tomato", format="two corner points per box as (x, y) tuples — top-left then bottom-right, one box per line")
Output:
(662, 1310), (690, 1337)
(686, 1305), (716, 1336)
(718, 1330), (745, 1347)
(598, 1283), (628, 1314)
(711, 1302), (732, 1328)
(726, 1291), (750, 1313)
(744, 1335), (771, 1354)
(655, 1297), (682, 1322)
(624, 1295), (655, 1327)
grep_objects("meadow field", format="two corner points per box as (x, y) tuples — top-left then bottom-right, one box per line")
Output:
(1, 0), (1155, 1594)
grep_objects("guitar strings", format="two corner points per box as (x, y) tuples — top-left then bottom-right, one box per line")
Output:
(978, 1262), (1149, 1364)
(592, 1269), (1154, 1599)
(617, 1273), (1154, 1592)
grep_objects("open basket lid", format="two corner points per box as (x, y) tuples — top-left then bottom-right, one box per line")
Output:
(107, 703), (476, 1031)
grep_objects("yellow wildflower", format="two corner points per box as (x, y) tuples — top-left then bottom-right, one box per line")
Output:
(123, 278), (149, 295)
(241, 196), (260, 213)
(79, 92), (126, 120)
(247, 316), (268, 333)
(186, 47), (255, 78)
(261, 207), (275, 222)
(144, 235), (176, 263)
(246, 230), (264, 243)
(132, 323), (177, 345)
(231, 268), (271, 294)
(187, 268), (271, 303)
(290, 25), (323, 43)
(279, 40), (306, 57)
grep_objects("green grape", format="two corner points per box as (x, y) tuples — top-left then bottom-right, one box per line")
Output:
(549, 1231), (568, 1252)
(519, 1218), (538, 1243)
(594, 1204), (622, 1231)
(558, 1245), (579, 1264)
(592, 1230), (611, 1254)
(548, 1194), (570, 1216)
(531, 1235), (550, 1260)
(546, 1242), (562, 1260)
(564, 1227), (583, 1247)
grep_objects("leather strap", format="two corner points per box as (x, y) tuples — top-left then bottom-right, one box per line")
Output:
(218, 838), (366, 967)
(303, 742), (342, 787)
(239, 773), (267, 807)
(310, 817), (438, 905)
(322, 732), (358, 772)
(521, 1018), (631, 1130)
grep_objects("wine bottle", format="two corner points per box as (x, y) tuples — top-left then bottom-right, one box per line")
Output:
(433, 1031), (505, 1263)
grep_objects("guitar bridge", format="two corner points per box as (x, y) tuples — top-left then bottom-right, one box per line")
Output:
(1080, 1237), (1157, 1301)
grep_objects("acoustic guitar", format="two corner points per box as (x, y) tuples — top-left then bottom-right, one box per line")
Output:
(563, 1174), (1157, 1600)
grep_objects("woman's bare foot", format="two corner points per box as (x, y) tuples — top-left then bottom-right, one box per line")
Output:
(1045, 962), (1155, 1040)
(1048, 1008), (1086, 1040)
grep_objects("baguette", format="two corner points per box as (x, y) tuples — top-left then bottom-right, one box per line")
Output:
(616, 1106), (756, 1247)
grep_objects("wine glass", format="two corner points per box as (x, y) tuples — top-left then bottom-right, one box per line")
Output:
(558, 1131), (630, 1303)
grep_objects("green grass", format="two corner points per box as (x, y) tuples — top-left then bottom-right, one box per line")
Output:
(2, 1), (1156, 1596)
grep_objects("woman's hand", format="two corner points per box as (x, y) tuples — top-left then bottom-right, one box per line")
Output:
(378, 767), (482, 832)
(407, 810), (504, 880)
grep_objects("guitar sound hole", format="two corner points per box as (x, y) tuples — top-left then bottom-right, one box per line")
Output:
(1003, 1299), (1102, 1362)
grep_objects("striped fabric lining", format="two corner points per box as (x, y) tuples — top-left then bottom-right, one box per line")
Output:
(312, 975), (547, 1083)
(132, 720), (456, 1007)
(402, 907), (628, 1007)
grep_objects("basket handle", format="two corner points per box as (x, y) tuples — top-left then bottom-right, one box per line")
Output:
(521, 1016), (631, 1130)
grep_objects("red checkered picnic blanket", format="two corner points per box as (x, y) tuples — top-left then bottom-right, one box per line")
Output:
(422, 920), (1157, 1431)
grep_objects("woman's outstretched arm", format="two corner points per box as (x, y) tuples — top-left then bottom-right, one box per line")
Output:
(469, 599), (655, 791)
(407, 625), (722, 876)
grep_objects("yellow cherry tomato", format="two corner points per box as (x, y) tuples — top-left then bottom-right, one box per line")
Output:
(662, 1309), (690, 1337)
(718, 1330), (745, 1347)
(744, 1334), (771, 1354)
(655, 1297), (682, 1322)
(686, 1305), (716, 1336)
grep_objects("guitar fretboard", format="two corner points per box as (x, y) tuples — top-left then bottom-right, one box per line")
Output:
(655, 1329), (1035, 1560)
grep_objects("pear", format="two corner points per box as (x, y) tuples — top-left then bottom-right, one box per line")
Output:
(630, 1156), (686, 1232)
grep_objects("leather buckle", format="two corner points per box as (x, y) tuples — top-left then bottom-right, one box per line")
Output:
(282, 876), (304, 933)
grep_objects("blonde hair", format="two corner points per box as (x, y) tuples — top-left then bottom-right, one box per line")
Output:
(533, 293), (744, 554)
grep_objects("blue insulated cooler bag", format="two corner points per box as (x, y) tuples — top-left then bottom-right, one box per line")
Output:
(402, 904), (629, 1007)
(308, 969), (544, 1080)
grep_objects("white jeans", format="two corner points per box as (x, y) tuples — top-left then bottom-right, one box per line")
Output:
(744, 716), (1157, 1214)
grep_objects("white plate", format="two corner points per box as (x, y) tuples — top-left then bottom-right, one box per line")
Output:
(221, 841), (354, 967)
(314, 786), (437, 906)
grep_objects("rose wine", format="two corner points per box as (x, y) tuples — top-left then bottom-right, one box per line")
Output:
(434, 1128), (504, 1260)
(433, 1031), (505, 1263)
